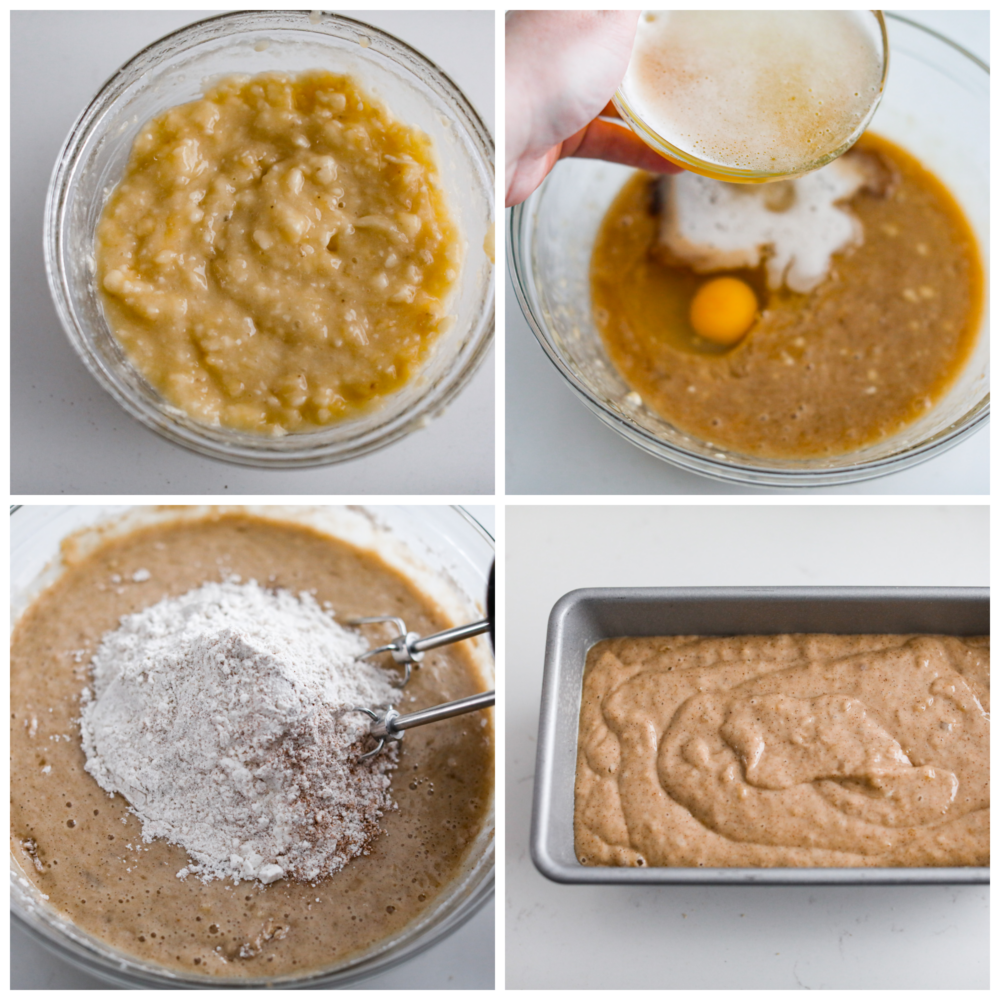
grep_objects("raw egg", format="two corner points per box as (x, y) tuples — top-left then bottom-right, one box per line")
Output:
(689, 277), (757, 345)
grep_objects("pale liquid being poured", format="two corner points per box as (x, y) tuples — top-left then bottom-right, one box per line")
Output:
(621, 11), (885, 176)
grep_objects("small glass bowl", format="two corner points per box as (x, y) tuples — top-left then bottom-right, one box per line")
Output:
(508, 14), (988, 488)
(44, 12), (495, 468)
(10, 504), (495, 988)
(613, 11), (889, 183)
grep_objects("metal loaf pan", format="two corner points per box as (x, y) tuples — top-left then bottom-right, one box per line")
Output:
(530, 587), (989, 886)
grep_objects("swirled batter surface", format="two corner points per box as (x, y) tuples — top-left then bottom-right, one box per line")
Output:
(575, 635), (989, 868)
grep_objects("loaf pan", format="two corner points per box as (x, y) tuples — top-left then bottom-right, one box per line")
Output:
(530, 586), (989, 886)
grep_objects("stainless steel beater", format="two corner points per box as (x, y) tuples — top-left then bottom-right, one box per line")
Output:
(351, 563), (495, 760)
(349, 615), (491, 687)
(354, 689), (495, 760)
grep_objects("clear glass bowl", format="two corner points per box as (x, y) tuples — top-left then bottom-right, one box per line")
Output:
(44, 12), (495, 468)
(614, 11), (889, 183)
(10, 504), (495, 988)
(508, 14), (988, 488)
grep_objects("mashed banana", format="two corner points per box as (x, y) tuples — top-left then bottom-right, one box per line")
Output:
(96, 72), (461, 435)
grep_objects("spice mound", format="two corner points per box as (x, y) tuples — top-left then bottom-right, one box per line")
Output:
(79, 578), (400, 884)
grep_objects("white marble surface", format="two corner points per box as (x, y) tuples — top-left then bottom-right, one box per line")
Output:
(11, 505), (495, 989)
(12, 10), (494, 495)
(505, 11), (989, 496)
(505, 505), (988, 989)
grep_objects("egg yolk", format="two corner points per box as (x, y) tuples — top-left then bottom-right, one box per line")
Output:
(689, 277), (758, 345)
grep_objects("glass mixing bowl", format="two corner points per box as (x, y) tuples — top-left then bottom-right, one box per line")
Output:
(508, 14), (988, 488)
(10, 504), (495, 988)
(45, 12), (495, 468)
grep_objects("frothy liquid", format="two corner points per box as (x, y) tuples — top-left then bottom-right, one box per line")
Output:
(622, 11), (885, 176)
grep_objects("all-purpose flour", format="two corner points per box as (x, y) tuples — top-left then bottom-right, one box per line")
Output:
(79, 578), (401, 884)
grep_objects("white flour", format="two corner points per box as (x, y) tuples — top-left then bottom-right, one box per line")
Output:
(79, 578), (401, 885)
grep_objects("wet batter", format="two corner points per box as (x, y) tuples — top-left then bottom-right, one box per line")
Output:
(591, 134), (984, 459)
(575, 635), (988, 867)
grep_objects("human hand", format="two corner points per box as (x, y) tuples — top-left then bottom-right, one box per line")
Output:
(505, 10), (681, 207)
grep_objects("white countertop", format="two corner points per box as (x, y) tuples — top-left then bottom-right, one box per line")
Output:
(11, 10), (494, 495)
(505, 504), (988, 989)
(505, 10), (989, 496)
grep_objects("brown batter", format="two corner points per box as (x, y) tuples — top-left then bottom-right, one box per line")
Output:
(590, 134), (983, 459)
(575, 635), (989, 868)
(11, 513), (493, 980)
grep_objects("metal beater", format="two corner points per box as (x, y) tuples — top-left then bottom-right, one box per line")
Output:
(349, 615), (491, 687)
(353, 689), (495, 760)
(350, 563), (495, 760)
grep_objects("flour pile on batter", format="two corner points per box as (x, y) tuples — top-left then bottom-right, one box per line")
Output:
(79, 578), (400, 885)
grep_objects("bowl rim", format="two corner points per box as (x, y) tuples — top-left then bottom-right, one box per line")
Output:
(43, 10), (495, 469)
(9, 502), (496, 988)
(507, 12), (989, 489)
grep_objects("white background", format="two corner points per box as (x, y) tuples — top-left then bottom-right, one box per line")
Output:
(505, 504), (988, 989)
(11, 10), (494, 495)
(505, 11), (989, 496)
